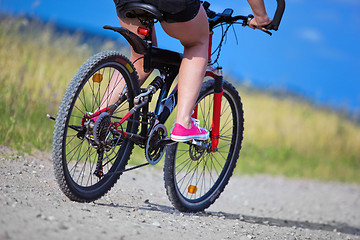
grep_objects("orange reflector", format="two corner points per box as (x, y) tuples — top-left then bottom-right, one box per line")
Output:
(92, 73), (103, 83)
(188, 185), (197, 194)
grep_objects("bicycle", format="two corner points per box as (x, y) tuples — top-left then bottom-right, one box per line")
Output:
(50, 1), (285, 212)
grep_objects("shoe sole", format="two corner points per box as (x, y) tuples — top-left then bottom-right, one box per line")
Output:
(171, 133), (209, 142)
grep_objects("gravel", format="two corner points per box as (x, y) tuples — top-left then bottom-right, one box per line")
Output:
(0, 145), (359, 240)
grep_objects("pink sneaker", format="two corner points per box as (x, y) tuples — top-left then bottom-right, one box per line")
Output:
(171, 119), (209, 142)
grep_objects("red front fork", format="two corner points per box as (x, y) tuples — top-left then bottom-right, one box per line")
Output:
(212, 89), (223, 152)
(192, 69), (222, 153)
(201, 69), (223, 152)
(205, 31), (223, 152)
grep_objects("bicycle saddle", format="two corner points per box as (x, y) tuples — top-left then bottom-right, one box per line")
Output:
(119, 3), (164, 22)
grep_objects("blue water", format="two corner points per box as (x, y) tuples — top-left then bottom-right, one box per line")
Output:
(1, 0), (359, 114)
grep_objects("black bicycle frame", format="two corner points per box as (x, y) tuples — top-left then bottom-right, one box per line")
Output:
(101, 0), (285, 149)
(102, 20), (223, 149)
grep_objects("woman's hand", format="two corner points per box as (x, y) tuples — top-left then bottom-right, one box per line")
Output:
(249, 16), (272, 31)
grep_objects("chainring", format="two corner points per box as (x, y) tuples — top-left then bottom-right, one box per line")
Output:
(145, 124), (167, 165)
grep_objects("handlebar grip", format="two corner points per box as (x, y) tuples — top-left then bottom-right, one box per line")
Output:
(265, 0), (285, 31)
(203, 1), (210, 10)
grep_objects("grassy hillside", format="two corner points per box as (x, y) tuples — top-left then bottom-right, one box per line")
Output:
(0, 15), (125, 151)
(1, 15), (359, 182)
(235, 85), (360, 182)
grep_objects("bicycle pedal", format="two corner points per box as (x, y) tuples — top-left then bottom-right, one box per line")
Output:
(191, 139), (207, 147)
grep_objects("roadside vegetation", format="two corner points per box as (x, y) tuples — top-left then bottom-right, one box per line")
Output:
(1, 15), (359, 182)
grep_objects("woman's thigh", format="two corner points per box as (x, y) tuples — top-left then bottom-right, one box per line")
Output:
(160, 5), (209, 48)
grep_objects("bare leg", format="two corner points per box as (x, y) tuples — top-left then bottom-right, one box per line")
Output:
(161, 6), (209, 129)
(98, 17), (157, 111)
(99, 6), (209, 130)
(98, 71), (126, 111)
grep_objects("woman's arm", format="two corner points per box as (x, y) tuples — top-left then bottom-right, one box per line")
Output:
(246, 0), (272, 29)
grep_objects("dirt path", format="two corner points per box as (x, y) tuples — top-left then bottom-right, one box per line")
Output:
(0, 146), (359, 240)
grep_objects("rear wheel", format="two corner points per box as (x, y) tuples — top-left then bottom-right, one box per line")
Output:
(164, 80), (244, 212)
(52, 51), (140, 202)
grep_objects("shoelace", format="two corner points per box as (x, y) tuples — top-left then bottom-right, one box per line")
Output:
(171, 118), (205, 132)
(192, 118), (203, 131)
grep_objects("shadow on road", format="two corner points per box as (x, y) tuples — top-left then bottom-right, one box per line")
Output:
(95, 200), (360, 236)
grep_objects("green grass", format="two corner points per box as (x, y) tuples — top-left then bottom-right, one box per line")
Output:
(1, 15), (359, 182)
(235, 84), (360, 182)
(0, 15), (125, 152)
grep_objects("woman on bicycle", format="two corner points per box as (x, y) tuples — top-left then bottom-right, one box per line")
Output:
(113, 0), (271, 142)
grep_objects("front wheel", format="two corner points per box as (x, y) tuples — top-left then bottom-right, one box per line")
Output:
(164, 80), (244, 212)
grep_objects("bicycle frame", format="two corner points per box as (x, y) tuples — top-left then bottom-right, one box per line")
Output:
(86, 0), (286, 152)
(99, 15), (225, 152)
(50, 0), (285, 212)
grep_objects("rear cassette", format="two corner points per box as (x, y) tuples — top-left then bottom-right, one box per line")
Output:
(93, 112), (112, 146)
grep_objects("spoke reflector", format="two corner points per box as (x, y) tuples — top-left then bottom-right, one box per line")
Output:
(92, 73), (103, 83)
(188, 185), (197, 194)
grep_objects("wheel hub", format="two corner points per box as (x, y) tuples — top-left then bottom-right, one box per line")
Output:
(93, 112), (112, 149)
(189, 144), (206, 161)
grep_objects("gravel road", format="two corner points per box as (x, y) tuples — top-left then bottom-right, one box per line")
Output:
(0, 145), (359, 240)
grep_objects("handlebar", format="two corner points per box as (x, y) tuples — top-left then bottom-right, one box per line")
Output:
(265, 0), (285, 31)
(203, 0), (285, 35)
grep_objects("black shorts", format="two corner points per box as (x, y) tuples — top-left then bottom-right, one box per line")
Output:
(113, 0), (201, 23)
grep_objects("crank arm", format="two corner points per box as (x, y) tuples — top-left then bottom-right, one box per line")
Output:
(154, 137), (176, 148)
(154, 138), (211, 151)
(116, 130), (146, 146)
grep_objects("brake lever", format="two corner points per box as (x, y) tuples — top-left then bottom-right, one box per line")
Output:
(262, 29), (272, 36)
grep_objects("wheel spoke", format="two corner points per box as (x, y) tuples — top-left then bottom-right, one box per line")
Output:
(165, 81), (243, 212)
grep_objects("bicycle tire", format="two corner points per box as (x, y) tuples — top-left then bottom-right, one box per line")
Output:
(164, 79), (244, 212)
(52, 51), (140, 202)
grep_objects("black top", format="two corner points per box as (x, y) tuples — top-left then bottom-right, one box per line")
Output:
(114, 0), (190, 14)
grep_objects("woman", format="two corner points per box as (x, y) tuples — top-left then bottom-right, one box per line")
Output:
(113, 0), (271, 142)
